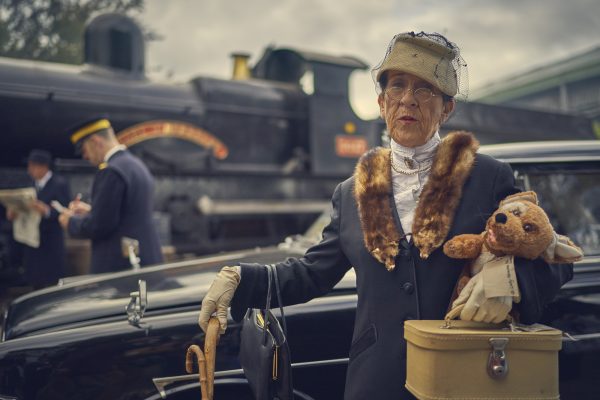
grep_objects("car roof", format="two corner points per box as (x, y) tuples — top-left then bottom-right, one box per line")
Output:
(479, 140), (600, 163)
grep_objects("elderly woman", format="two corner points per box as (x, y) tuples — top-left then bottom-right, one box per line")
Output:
(199, 32), (572, 399)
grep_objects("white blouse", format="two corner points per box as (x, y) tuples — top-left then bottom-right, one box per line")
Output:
(390, 132), (440, 238)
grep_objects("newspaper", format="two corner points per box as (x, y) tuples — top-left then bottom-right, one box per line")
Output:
(0, 187), (41, 248)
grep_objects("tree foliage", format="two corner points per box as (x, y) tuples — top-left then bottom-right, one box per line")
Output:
(0, 0), (145, 64)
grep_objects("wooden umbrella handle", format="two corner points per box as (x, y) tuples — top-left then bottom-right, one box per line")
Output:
(204, 317), (221, 400)
(185, 317), (221, 400)
(185, 345), (209, 400)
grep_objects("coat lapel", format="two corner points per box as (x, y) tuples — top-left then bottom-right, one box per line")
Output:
(354, 131), (479, 270)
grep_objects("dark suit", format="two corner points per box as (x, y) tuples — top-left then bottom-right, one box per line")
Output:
(24, 174), (70, 288)
(68, 150), (163, 273)
(231, 146), (573, 399)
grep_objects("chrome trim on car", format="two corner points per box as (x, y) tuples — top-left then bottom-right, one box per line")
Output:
(0, 307), (7, 342)
(479, 141), (600, 162)
(574, 264), (600, 273)
(563, 332), (600, 341)
(198, 196), (329, 215)
(289, 357), (350, 368)
(146, 378), (248, 400)
(153, 370), (245, 399)
(152, 358), (350, 398)
(496, 156), (600, 164)
(126, 279), (147, 326)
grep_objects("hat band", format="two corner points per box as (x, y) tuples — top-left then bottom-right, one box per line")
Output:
(70, 119), (111, 144)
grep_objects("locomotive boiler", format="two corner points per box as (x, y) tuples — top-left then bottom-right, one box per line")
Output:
(0, 14), (595, 276)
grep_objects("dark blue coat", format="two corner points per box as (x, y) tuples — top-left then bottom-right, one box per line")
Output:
(24, 173), (70, 288)
(68, 150), (163, 273)
(231, 143), (573, 399)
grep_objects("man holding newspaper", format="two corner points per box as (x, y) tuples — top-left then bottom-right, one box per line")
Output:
(1, 150), (70, 288)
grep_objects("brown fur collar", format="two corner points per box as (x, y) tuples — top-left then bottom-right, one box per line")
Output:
(354, 131), (479, 270)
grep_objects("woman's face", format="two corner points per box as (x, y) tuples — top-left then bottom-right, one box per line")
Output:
(378, 71), (454, 148)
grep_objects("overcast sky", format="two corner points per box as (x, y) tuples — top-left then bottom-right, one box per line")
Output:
(138, 0), (600, 118)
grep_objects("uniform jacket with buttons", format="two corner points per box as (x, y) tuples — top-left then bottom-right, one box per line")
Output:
(231, 132), (573, 400)
(68, 150), (163, 273)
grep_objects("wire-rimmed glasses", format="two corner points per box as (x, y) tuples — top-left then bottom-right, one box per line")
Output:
(385, 86), (439, 104)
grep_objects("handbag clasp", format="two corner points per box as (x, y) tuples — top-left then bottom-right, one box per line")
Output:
(487, 338), (509, 379)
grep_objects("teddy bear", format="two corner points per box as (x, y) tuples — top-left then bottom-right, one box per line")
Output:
(443, 191), (583, 323)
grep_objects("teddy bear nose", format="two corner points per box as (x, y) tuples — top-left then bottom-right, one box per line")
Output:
(495, 213), (508, 224)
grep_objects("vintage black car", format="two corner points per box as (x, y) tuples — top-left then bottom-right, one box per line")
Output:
(1, 140), (599, 400)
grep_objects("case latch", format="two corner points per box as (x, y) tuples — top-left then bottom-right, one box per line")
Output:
(487, 337), (509, 379)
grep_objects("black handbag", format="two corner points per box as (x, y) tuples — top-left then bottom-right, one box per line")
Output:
(239, 264), (293, 400)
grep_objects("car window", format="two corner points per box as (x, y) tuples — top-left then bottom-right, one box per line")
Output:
(302, 206), (333, 242)
(521, 171), (600, 256)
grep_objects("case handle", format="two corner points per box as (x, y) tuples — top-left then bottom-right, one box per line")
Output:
(443, 304), (513, 329)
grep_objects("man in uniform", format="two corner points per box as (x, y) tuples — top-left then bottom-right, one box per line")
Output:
(6, 150), (70, 288)
(58, 118), (163, 273)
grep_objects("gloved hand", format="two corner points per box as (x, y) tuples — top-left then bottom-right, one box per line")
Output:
(452, 256), (520, 324)
(452, 272), (512, 323)
(198, 266), (241, 334)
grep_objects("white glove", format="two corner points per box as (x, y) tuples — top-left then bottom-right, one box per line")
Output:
(451, 255), (520, 324)
(452, 272), (512, 323)
(198, 266), (241, 334)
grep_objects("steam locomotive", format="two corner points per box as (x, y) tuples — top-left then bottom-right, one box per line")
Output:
(0, 13), (595, 274)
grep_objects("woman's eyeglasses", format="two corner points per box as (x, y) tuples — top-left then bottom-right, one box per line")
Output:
(385, 86), (439, 104)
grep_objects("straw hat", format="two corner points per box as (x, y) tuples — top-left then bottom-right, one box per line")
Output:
(375, 33), (461, 97)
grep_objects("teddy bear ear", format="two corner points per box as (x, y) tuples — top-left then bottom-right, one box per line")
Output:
(541, 232), (584, 264)
(500, 191), (539, 207)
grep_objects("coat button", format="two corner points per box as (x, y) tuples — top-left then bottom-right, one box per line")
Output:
(402, 282), (414, 294)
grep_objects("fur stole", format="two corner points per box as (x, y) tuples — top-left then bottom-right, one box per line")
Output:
(354, 131), (479, 270)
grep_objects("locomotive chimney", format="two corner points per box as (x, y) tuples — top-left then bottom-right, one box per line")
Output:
(231, 53), (251, 80)
(84, 13), (145, 77)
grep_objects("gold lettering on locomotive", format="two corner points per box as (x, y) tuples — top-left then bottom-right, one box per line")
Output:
(117, 121), (229, 160)
(335, 135), (367, 158)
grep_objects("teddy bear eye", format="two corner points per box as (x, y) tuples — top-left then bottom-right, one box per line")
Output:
(523, 223), (535, 232)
